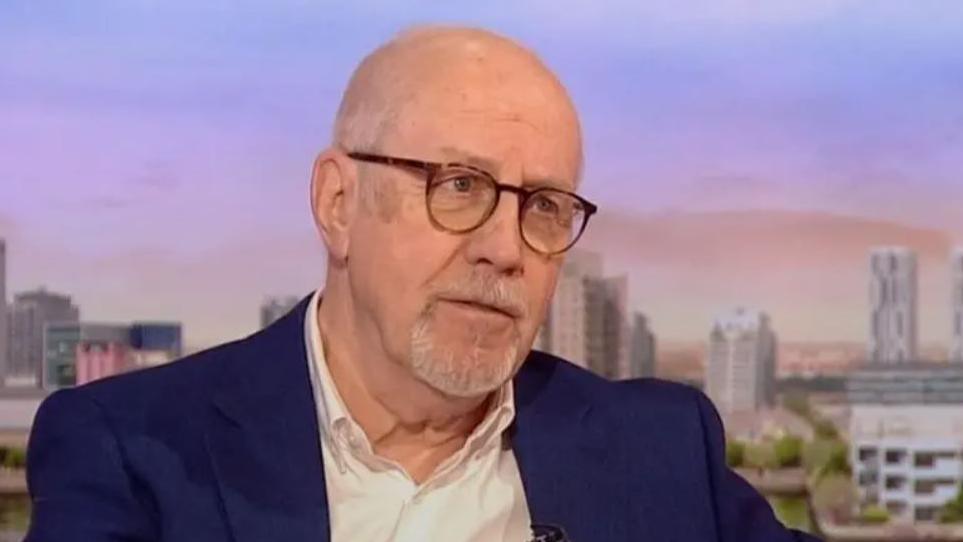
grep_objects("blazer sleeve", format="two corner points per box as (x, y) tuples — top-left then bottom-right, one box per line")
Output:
(694, 390), (823, 542)
(25, 388), (157, 541)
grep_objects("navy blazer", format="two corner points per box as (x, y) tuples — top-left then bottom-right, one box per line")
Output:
(26, 297), (820, 541)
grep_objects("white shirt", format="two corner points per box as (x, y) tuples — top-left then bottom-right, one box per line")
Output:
(303, 290), (533, 542)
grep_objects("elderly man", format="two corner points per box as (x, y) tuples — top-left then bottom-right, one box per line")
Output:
(26, 27), (819, 542)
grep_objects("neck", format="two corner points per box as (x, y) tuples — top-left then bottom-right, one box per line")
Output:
(317, 284), (493, 481)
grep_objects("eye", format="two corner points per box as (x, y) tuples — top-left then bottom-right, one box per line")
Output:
(451, 176), (474, 193)
(532, 194), (560, 214)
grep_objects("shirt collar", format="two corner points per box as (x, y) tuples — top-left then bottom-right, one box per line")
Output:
(303, 289), (517, 469)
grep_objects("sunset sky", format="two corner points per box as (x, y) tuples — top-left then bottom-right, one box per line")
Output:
(2, 1), (962, 349)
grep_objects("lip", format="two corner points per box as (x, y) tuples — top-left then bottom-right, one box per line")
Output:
(442, 298), (518, 319)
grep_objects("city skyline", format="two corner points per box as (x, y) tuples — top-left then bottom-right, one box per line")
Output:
(5, 235), (963, 357)
(3, 1), (963, 348)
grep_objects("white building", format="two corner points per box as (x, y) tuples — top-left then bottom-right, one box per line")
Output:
(869, 247), (919, 364)
(851, 404), (963, 523)
(951, 248), (963, 364)
(705, 307), (777, 414)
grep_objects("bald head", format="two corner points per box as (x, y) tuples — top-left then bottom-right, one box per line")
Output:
(333, 26), (582, 175)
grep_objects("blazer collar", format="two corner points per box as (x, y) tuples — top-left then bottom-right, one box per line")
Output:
(205, 294), (331, 542)
(204, 295), (620, 542)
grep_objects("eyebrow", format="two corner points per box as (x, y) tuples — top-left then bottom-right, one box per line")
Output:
(437, 146), (574, 191)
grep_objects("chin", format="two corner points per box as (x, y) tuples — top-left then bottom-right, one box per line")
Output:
(410, 344), (519, 398)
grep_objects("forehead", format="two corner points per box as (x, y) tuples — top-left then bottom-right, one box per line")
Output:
(382, 66), (582, 190)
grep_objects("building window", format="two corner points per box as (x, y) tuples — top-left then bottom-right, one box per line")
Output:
(916, 506), (939, 522)
(858, 471), (879, 486)
(885, 500), (907, 516)
(915, 480), (936, 495)
(885, 449), (907, 465)
(885, 476), (906, 491)
(915, 453), (936, 468)
(859, 447), (879, 462)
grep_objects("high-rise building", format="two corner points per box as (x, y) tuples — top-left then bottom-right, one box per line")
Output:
(586, 275), (629, 379)
(629, 312), (657, 378)
(705, 307), (777, 414)
(0, 239), (7, 381)
(43, 322), (129, 389)
(538, 251), (599, 370)
(8, 288), (79, 386)
(951, 248), (963, 364)
(260, 296), (301, 329)
(537, 250), (630, 378)
(869, 247), (919, 364)
(129, 322), (183, 359)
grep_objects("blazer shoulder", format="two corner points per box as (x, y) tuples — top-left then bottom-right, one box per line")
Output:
(66, 337), (245, 419)
(524, 351), (708, 424)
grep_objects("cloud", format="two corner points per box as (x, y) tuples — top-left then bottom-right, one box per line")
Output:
(88, 196), (133, 210)
(134, 160), (180, 192)
(581, 209), (956, 343)
(0, 214), (16, 237)
(74, 231), (326, 348)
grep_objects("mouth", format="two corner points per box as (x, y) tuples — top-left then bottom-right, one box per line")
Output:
(442, 298), (520, 319)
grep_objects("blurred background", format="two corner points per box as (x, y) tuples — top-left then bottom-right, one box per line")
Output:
(2, 0), (963, 539)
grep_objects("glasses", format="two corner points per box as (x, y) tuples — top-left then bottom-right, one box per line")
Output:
(347, 151), (598, 256)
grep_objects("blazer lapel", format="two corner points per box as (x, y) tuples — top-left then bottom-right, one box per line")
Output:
(511, 354), (630, 542)
(205, 296), (330, 542)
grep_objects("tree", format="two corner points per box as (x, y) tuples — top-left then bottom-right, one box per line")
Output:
(940, 483), (963, 523)
(744, 442), (778, 472)
(782, 391), (811, 419)
(860, 505), (889, 524)
(803, 439), (851, 481)
(726, 440), (746, 468)
(812, 474), (857, 525)
(812, 418), (840, 440)
(2, 447), (26, 469)
(773, 435), (803, 468)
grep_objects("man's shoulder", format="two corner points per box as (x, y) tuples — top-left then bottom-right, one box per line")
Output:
(525, 350), (707, 419)
(50, 336), (248, 423)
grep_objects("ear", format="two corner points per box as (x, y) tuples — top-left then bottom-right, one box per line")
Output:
(310, 148), (358, 264)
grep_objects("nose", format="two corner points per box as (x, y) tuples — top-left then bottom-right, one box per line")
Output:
(463, 186), (525, 275)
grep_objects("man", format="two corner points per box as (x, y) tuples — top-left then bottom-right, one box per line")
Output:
(26, 27), (820, 542)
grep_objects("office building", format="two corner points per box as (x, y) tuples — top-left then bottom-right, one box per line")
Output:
(130, 322), (183, 359)
(538, 251), (596, 369)
(952, 248), (963, 363)
(869, 247), (918, 364)
(849, 362), (963, 523)
(8, 288), (79, 386)
(537, 250), (631, 378)
(705, 307), (777, 414)
(851, 405), (963, 523)
(585, 275), (630, 379)
(43, 322), (129, 389)
(260, 296), (301, 329)
(0, 239), (7, 380)
(629, 312), (657, 378)
(847, 363), (963, 405)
